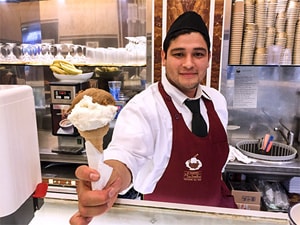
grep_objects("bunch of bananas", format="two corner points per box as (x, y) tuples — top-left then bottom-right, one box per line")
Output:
(95, 66), (120, 73)
(50, 60), (83, 75)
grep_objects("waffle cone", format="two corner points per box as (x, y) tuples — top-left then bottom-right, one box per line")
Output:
(79, 124), (110, 153)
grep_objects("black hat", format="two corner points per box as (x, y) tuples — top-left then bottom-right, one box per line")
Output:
(163, 11), (210, 52)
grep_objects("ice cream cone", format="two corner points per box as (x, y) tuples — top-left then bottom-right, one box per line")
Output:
(78, 124), (110, 153)
(67, 88), (117, 191)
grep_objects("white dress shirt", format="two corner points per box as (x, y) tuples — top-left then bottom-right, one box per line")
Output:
(104, 74), (228, 194)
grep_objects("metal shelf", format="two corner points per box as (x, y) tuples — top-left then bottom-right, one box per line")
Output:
(39, 149), (87, 164)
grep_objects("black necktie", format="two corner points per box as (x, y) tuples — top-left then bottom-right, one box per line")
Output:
(184, 99), (207, 137)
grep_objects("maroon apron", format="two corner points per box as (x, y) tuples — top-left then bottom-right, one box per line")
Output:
(144, 82), (236, 208)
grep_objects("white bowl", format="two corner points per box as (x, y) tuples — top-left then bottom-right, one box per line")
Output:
(289, 203), (300, 225)
(53, 72), (93, 82)
(59, 118), (73, 129)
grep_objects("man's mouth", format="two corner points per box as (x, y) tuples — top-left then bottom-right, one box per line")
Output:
(180, 72), (197, 76)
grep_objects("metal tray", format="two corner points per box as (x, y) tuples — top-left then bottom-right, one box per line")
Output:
(236, 140), (297, 161)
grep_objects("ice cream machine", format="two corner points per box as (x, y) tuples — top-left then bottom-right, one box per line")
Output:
(49, 81), (89, 154)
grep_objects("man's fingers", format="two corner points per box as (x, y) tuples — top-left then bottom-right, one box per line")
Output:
(69, 211), (93, 225)
(78, 202), (111, 217)
(77, 188), (110, 207)
(75, 165), (100, 181)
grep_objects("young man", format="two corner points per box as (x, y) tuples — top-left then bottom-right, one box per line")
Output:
(70, 11), (236, 225)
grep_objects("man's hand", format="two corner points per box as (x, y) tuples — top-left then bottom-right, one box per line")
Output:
(69, 165), (121, 225)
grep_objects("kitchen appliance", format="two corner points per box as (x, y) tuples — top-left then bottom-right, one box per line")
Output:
(0, 85), (41, 224)
(49, 81), (89, 154)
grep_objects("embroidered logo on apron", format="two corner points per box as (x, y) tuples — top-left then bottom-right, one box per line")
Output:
(184, 154), (202, 181)
(185, 154), (202, 170)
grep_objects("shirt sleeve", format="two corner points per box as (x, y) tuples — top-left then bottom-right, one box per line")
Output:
(103, 86), (172, 193)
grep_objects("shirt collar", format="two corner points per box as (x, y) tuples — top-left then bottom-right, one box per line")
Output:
(161, 74), (211, 106)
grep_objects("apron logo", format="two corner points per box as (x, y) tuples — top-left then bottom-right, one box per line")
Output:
(184, 154), (202, 181)
(185, 154), (202, 171)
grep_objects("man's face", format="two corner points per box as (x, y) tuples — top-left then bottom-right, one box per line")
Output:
(162, 32), (211, 98)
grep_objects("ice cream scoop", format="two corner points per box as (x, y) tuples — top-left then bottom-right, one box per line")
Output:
(67, 88), (116, 113)
(67, 88), (118, 190)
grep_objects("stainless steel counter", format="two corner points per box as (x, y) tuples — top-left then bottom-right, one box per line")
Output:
(225, 158), (300, 177)
(29, 198), (289, 225)
(40, 147), (300, 177)
(39, 129), (300, 177)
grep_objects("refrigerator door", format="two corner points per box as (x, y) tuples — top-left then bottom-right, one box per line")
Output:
(0, 85), (41, 217)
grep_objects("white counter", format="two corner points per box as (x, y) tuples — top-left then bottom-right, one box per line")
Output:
(29, 198), (289, 225)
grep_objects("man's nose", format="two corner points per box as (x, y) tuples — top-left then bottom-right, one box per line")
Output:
(182, 55), (194, 68)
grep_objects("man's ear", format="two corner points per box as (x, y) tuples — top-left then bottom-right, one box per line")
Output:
(161, 49), (166, 66)
(207, 52), (211, 68)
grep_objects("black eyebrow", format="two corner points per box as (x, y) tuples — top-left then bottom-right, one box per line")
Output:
(194, 47), (207, 52)
(170, 47), (207, 52)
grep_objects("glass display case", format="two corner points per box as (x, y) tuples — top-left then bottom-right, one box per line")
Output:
(0, 0), (153, 191)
